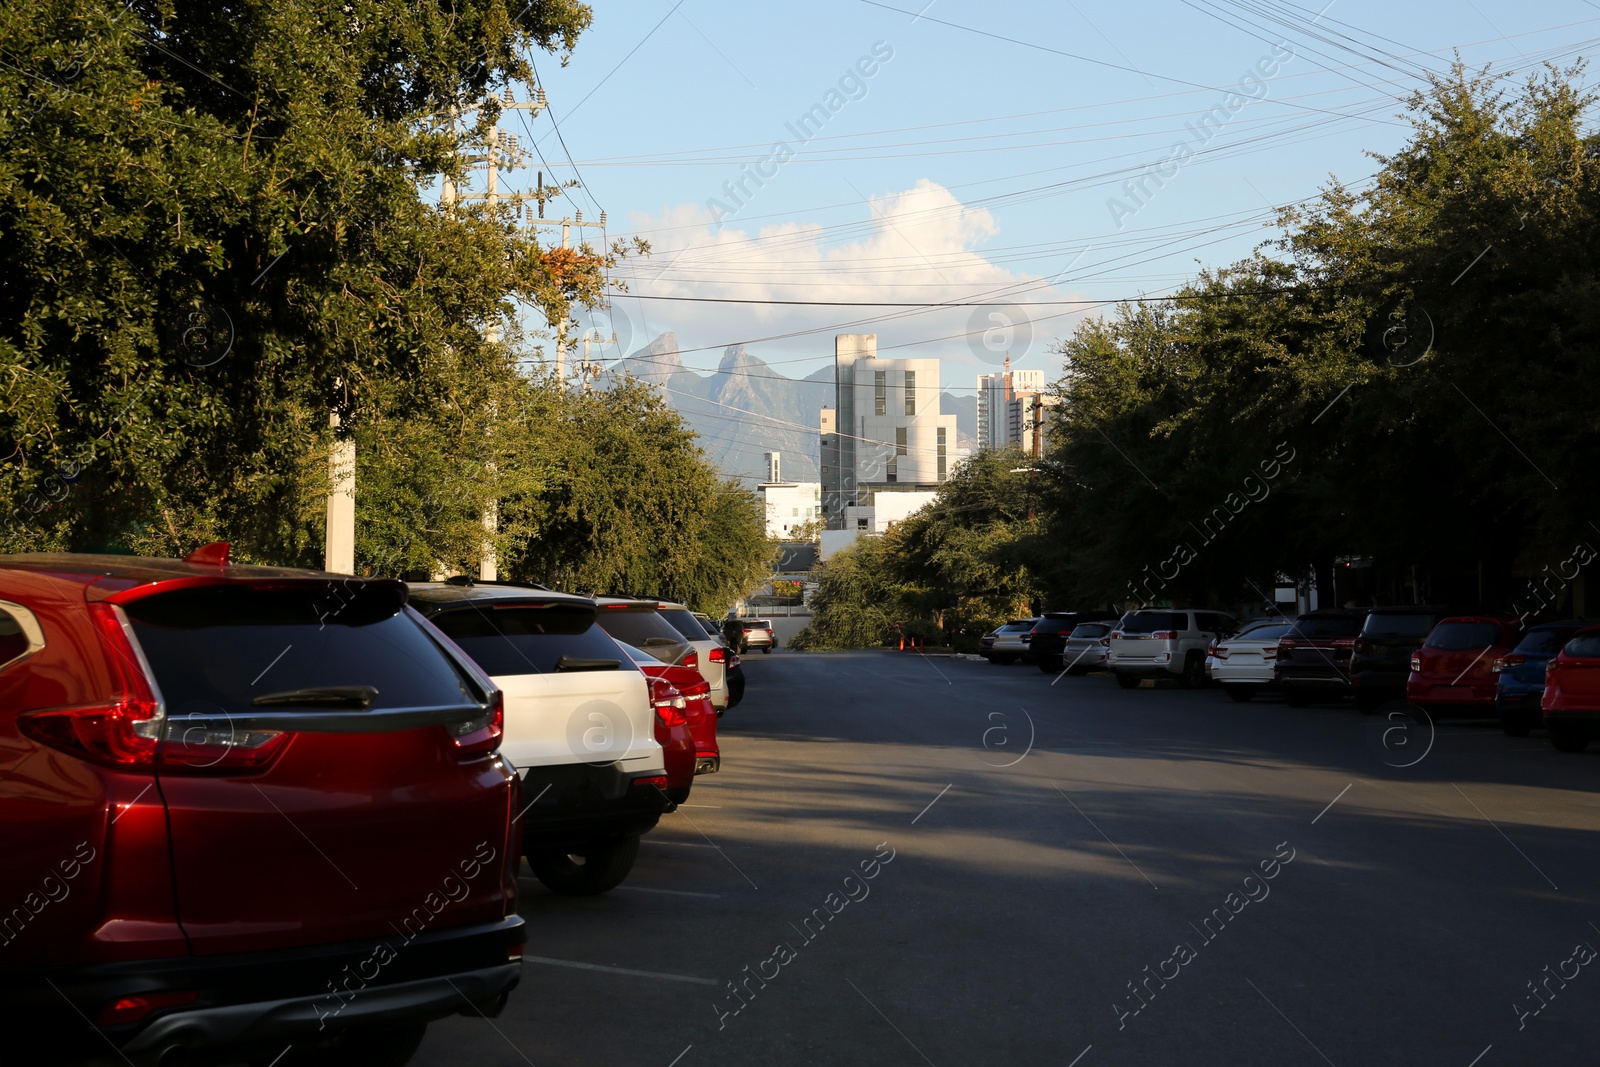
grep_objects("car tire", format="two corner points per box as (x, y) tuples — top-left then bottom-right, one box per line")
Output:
(1177, 652), (1204, 689)
(1114, 672), (1139, 689)
(528, 834), (642, 896)
(1357, 696), (1380, 716)
(267, 1022), (428, 1067)
(1037, 658), (1059, 674)
(1225, 685), (1256, 703)
(761, 646), (771, 654)
(1549, 725), (1590, 753)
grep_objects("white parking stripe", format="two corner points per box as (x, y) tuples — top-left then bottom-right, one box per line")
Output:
(615, 886), (724, 899)
(522, 955), (719, 986)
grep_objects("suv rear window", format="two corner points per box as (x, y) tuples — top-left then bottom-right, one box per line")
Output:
(1517, 628), (1579, 656)
(1427, 621), (1503, 650)
(1031, 618), (1073, 634)
(125, 584), (473, 714)
(658, 608), (709, 642)
(1234, 621), (1294, 642)
(1564, 633), (1600, 658)
(428, 603), (621, 675)
(1070, 623), (1112, 639)
(1119, 612), (1183, 634)
(596, 609), (691, 661)
(1289, 617), (1362, 639)
(1362, 613), (1439, 638)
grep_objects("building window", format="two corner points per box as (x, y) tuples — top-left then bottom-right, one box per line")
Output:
(937, 427), (947, 480)
(857, 517), (868, 530)
(904, 371), (916, 415)
(874, 370), (886, 416)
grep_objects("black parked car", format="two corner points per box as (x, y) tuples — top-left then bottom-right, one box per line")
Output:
(1350, 605), (1469, 714)
(1028, 611), (1122, 673)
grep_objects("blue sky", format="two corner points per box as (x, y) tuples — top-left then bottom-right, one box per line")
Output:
(491, 0), (1600, 388)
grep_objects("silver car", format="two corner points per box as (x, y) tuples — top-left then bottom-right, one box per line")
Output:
(985, 618), (1040, 665)
(1059, 621), (1117, 674)
(655, 600), (732, 710)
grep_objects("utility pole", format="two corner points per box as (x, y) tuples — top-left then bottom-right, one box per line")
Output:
(528, 208), (606, 386)
(442, 85), (547, 580)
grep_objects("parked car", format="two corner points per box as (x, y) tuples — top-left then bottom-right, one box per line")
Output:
(1, 548), (524, 1065)
(409, 581), (670, 898)
(1207, 617), (1297, 701)
(724, 650), (746, 711)
(1108, 609), (1238, 688)
(737, 618), (777, 653)
(1495, 619), (1600, 736)
(1273, 610), (1365, 706)
(654, 599), (733, 711)
(1027, 611), (1121, 673)
(1058, 620), (1119, 675)
(619, 642), (720, 788)
(693, 611), (723, 639)
(1350, 606), (1468, 714)
(983, 618), (1040, 665)
(595, 596), (696, 666)
(1405, 615), (1525, 721)
(1541, 626), (1600, 751)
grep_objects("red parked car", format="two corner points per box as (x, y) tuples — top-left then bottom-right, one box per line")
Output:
(1406, 614), (1525, 720)
(1541, 626), (1600, 752)
(0, 548), (524, 1066)
(620, 643), (720, 803)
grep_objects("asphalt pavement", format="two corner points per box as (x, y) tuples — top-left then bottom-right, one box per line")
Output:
(419, 649), (1600, 1067)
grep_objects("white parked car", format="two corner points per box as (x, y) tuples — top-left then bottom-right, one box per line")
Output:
(654, 599), (732, 711)
(409, 580), (668, 896)
(983, 618), (1040, 665)
(1206, 617), (1297, 701)
(1108, 609), (1238, 688)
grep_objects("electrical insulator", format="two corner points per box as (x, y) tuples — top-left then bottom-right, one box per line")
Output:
(599, 211), (606, 227)
(575, 210), (582, 223)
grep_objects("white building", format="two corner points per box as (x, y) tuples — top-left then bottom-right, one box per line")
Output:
(976, 357), (1046, 451)
(758, 453), (821, 539)
(820, 334), (957, 531)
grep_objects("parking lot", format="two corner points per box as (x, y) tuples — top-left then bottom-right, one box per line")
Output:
(416, 649), (1600, 1067)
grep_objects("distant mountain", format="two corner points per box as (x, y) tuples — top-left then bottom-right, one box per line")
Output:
(607, 334), (977, 484)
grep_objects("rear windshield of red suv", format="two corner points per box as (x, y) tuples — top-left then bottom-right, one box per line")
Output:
(1361, 613), (1438, 638)
(1288, 617), (1362, 639)
(1119, 612), (1183, 633)
(1426, 621), (1503, 650)
(125, 584), (474, 713)
(1563, 634), (1600, 658)
(429, 604), (623, 675)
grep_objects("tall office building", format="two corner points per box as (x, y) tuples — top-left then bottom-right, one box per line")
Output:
(820, 334), (957, 531)
(976, 356), (1045, 451)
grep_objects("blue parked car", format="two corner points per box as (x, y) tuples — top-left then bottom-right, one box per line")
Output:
(1496, 619), (1600, 735)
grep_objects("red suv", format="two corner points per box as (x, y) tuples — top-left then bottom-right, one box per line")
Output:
(0, 549), (523, 1065)
(1406, 615), (1525, 721)
(1542, 626), (1600, 752)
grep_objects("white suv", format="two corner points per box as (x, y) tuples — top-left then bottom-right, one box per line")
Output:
(1108, 609), (1238, 689)
(409, 580), (668, 896)
(654, 599), (732, 711)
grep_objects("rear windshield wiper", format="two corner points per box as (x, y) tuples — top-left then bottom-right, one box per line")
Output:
(252, 686), (378, 709)
(555, 656), (620, 673)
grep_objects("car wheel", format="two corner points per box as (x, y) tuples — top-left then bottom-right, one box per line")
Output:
(1225, 685), (1256, 703)
(528, 835), (642, 896)
(1549, 725), (1590, 753)
(266, 1022), (428, 1067)
(1357, 696), (1380, 716)
(1283, 690), (1313, 708)
(1114, 672), (1139, 689)
(1177, 652), (1204, 689)
(761, 646), (771, 654)
(1037, 658), (1059, 674)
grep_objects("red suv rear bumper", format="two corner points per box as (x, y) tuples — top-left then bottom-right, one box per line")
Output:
(7, 916), (523, 1063)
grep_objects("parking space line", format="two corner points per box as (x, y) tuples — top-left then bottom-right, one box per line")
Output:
(615, 886), (724, 899)
(523, 954), (719, 986)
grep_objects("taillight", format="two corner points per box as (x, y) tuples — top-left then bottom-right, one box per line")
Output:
(1151, 630), (1177, 639)
(1097, 638), (1109, 647)
(709, 646), (726, 664)
(630, 775), (670, 792)
(1110, 631), (1123, 640)
(1353, 638), (1369, 655)
(449, 689), (504, 757)
(1206, 642), (1221, 658)
(94, 990), (198, 1027)
(1410, 653), (1422, 672)
(1497, 654), (1526, 672)
(650, 677), (688, 727)
(680, 679), (712, 698)
(20, 603), (164, 767)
